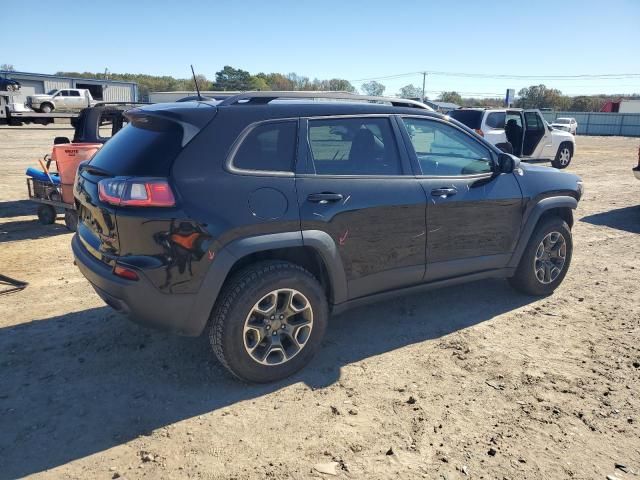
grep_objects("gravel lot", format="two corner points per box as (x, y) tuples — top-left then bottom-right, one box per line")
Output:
(0, 125), (638, 480)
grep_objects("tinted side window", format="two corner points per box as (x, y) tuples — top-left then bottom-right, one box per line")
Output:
(308, 117), (401, 175)
(69, 90), (81, 97)
(525, 112), (543, 131)
(59, 90), (69, 97)
(485, 112), (505, 129)
(233, 121), (297, 172)
(402, 118), (492, 176)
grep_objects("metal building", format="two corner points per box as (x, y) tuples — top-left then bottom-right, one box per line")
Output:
(0, 71), (138, 102)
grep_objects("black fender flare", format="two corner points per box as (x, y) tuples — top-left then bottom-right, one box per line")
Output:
(187, 230), (347, 335)
(508, 196), (577, 269)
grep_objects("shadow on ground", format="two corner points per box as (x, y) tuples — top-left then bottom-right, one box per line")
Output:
(0, 218), (70, 243)
(580, 205), (640, 234)
(0, 279), (534, 478)
(0, 200), (37, 218)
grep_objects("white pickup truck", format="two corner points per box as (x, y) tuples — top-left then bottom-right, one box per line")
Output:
(449, 108), (576, 169)
(28, 88), (97, 113)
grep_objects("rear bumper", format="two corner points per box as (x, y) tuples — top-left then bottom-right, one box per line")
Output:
(72, 234), (205, 336)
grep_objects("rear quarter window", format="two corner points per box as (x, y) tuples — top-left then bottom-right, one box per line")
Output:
(231, 121), (298, 172)
(448, 110), (483, 130)
(485, 112), (505, 129)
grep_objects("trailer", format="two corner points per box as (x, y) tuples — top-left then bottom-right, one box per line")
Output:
(1, 90), (78, 125)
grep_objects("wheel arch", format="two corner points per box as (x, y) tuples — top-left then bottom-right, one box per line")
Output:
(188, 231), (346, 336)
(560, 140), (574, 154)
(508, 196), (577, 269)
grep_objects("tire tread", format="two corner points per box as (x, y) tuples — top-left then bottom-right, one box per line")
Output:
(509, 216), (572, 296)
(209, 260), (320, 381)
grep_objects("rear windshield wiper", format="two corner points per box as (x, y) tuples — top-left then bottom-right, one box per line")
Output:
(80, 163), (112, 176)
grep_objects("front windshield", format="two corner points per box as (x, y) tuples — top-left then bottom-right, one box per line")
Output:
(555, 118), (570, 124)
(47, 89), (59, 95)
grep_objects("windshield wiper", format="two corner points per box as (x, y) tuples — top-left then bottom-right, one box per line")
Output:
(80, 163), (112, 176)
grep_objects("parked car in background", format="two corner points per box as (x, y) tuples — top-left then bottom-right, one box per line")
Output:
(28, 88), (97, 113)
(551, 117), (578, 135)
(0, 77), (21, 91)
(72, 92), (583, 383)
(449, 108), (576, 169)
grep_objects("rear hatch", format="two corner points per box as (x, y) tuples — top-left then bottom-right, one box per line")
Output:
(74, 103), (217, 265)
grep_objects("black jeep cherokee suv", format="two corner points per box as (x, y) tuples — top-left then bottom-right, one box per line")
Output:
(72, 92), (583, 382)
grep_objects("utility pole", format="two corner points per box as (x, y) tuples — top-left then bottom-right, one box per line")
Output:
(421, 72), (427, 102)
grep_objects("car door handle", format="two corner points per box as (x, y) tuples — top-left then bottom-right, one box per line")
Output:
(431, 187), (457, 198)
(307, 192), (344, 203)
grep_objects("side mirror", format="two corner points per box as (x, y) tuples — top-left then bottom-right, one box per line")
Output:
(497, 153), (521, 174)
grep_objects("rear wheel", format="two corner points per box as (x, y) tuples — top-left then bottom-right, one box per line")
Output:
(209, 261), (328, 383)
(552, 143), (573, 169)
(509, 217), (572, 296)
(37, 205), (57, 225)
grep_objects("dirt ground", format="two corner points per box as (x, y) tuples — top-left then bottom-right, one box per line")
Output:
(0, 124), (638, 480)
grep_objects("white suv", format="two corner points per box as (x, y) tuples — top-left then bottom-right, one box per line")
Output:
(449, 108), (576, 169)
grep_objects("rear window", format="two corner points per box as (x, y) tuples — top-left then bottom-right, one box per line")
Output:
(485, 112), (505, 129)
(448, 110), (483, 129)
(308, 117), (402, 176)
(88, 119), (183, 176)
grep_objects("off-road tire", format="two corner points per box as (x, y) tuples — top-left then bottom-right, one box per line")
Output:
(509, 216), (572, 296)
(552, 142), (573, 169)
(40, 103), (53, 113)
(209, 260), (328, 383)
(37, 205), (57, 225)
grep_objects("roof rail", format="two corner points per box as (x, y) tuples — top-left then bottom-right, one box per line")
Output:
(217, 91), (433, 110)
(92, 101), (152, 107)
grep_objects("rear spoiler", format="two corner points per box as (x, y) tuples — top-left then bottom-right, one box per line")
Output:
(125, 103), (217, 146)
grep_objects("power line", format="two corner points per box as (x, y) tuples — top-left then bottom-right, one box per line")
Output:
(350, 70), (640, 83)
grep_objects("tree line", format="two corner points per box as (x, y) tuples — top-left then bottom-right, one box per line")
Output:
(56, 66), (357, 100)
(13, 64), (634, 111)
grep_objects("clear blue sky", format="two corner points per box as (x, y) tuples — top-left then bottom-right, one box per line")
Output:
(3, 0), (639, 97)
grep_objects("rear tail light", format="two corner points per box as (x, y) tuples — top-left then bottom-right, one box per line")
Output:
(98, 178), (175, 207)
(474, 129), (484, 137)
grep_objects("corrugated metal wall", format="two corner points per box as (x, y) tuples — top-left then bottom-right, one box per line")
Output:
(16, 79), (45, 94)
(2, 72), (136, 102)
(541, 111), (640, 137)
(44, 79), (72, 92)
(102, 84), (135, 102)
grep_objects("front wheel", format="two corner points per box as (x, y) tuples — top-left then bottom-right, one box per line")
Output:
(209, 261), (328, 383)
(40, 103), (53, 113)
(509, 217), (572, 296)
(552, 143), (573, 169)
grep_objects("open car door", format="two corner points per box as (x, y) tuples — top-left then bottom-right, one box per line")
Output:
(522, 110), (552, 158)
(505, 110), (524, 156)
